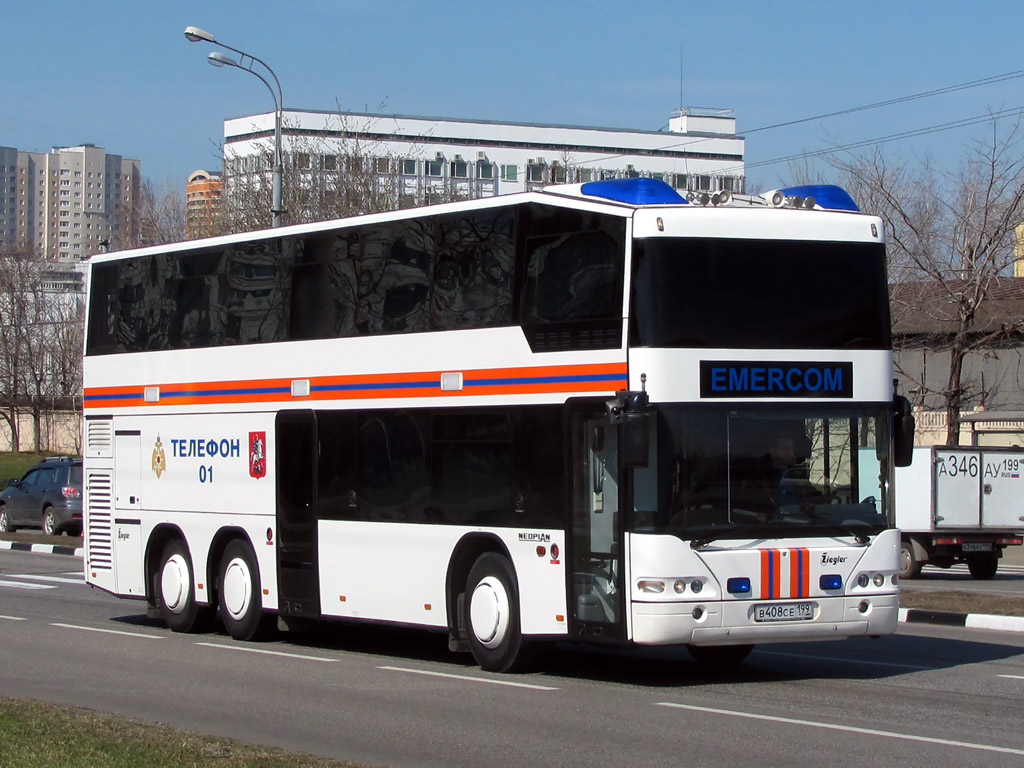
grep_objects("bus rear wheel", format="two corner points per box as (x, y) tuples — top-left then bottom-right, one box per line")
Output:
(218, 540), (274, 641)
(157, 540), (215, 633)
(465, 553), (530, 673)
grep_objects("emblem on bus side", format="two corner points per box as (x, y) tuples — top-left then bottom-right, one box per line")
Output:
(152, 435), (166, 478)
(249, 431), (266, 479)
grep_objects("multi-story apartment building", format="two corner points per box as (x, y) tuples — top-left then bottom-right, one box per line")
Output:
(0, 144), (141, 261)
(222, 107), (745, 208)
(186, 168), (223, 240)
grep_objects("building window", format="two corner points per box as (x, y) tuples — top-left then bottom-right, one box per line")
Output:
(451, 160), (468, 178)
(425, 160), (443, 177)
(402, 159), (417, 175)
(501, 164), (517, 181)
(322, 155), (337, 171)
(478, 162), (494, 180)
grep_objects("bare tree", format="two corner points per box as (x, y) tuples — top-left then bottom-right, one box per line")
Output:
(220, 112), (412, 234)
(829, 120), (1024, 444)
(0, 244), (83, 452)
(138, 178), (187, 246)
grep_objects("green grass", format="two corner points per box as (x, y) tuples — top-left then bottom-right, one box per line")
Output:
(0, 696), (369, 768)
(0, 452), (51, 488)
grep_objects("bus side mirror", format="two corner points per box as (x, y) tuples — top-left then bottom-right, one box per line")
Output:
(621, 411), (650, 469)
(893, 394), (915, 468)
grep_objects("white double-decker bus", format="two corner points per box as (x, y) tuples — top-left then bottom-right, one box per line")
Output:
(83, 177), (914, 671)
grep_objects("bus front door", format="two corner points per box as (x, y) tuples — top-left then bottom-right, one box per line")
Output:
(275, 411), (321, 619)
(570, 409), (626, 641)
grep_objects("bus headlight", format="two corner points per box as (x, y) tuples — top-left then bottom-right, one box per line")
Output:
(638, 579), (665, 593)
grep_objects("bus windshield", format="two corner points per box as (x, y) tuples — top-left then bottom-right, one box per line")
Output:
(629, 238), (890, 350)
(632, 405), (891, 541)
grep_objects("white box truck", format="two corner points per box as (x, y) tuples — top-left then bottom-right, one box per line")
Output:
(895, 446), (1024, 579)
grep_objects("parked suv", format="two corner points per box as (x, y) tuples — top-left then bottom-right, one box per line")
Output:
(0, 457), (83, 536)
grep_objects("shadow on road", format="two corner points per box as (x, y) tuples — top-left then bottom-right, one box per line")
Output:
(106, 609), (1024, 690)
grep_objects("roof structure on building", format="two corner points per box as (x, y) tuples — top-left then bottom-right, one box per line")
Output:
(890, 277), (1024, 336)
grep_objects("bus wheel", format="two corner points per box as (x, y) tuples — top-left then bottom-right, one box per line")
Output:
(687, 644), (754, 665)
(158, 540), (214, 633)
(465, 553), (528, 673)
(218, 540), (274, 641)
(967, 555), (998, 580)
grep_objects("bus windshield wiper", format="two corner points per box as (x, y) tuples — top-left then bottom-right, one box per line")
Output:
(786, 507), (871, 545)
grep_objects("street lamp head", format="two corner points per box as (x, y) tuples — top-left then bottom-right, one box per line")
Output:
(184, 26), (215, 43)
(207, 51), (238, 68)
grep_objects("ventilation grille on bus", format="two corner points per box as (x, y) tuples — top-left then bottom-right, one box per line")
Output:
(86, 419), (113, 459)
(527, 324), (622, 352)
(86, 470), (113, 570)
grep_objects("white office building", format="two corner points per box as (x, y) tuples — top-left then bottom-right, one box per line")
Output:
(222, 107), (745, 207)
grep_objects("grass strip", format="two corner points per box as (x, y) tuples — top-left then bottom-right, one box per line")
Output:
(0, 696), (369, 768)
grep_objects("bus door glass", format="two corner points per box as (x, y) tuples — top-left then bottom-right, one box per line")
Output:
(570, 407), (625, 640)
(275, 410), (320, 619)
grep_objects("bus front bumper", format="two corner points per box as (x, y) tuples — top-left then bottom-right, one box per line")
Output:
(631, 593), (899, 646)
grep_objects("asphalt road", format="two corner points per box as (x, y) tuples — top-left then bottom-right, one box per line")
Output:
(3, 549), (1024, 767)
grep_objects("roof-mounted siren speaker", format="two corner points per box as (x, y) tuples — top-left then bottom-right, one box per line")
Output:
(764, 189), (786, 207)
(711, 189), (732, 206)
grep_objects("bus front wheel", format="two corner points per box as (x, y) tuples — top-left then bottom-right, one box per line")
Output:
(157, 540), (214, 633)
(218, 540), (274, 641)
(465, 553), (529, 673)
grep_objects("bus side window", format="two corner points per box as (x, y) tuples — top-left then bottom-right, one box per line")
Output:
(86, 261), (120, 355)
(432, 209), (515, 331)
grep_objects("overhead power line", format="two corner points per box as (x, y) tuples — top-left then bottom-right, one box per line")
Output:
(585, 68), (1024, 167)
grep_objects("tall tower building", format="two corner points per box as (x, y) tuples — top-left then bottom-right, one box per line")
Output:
(186, 169), (223, 239)
(0, 144), (141, 260)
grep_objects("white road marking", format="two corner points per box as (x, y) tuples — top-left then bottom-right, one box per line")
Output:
(0, 579), (54, 590)
(50, 623), (165, 640)
(8, 573), (84, 584)
(378, 665), (559, 691)
(0, 615), (27, 621)
(998, 674), (1024, 680)
(655, 702), (1024, 756)
(758, 650), (935, 671)
(194, 642), (335, 662)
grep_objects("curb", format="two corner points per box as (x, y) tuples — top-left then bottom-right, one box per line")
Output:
(899, 607), (1024, 634)
(0, 540), (84, 557)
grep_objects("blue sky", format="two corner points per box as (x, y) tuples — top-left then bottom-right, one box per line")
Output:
(3, 1), (1022, 192)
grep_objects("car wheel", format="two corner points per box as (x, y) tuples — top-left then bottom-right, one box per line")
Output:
(218, 539), (274, 641)
(42, 506), (57, 536)
(465, 552), (533, 672)
(0, 506), (12, 533)
(156, 540), (215, 633)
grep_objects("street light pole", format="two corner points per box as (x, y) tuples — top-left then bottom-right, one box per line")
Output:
(185, 26), (285, 228)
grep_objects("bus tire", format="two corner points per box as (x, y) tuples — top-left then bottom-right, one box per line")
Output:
(218, 539), (274, 641)
(157, 540), (214, 633)
(967, 555), (998, 580)
(465, 553), (529, 673)
(687, 644), (754, 665)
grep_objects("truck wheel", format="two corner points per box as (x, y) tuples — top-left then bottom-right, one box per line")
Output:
(899, 541), (922, 579)
(967, 555), (998, 580)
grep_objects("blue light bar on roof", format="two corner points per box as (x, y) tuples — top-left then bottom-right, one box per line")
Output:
(778, 184), (859, 212)
(580, 177), (687, 205)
